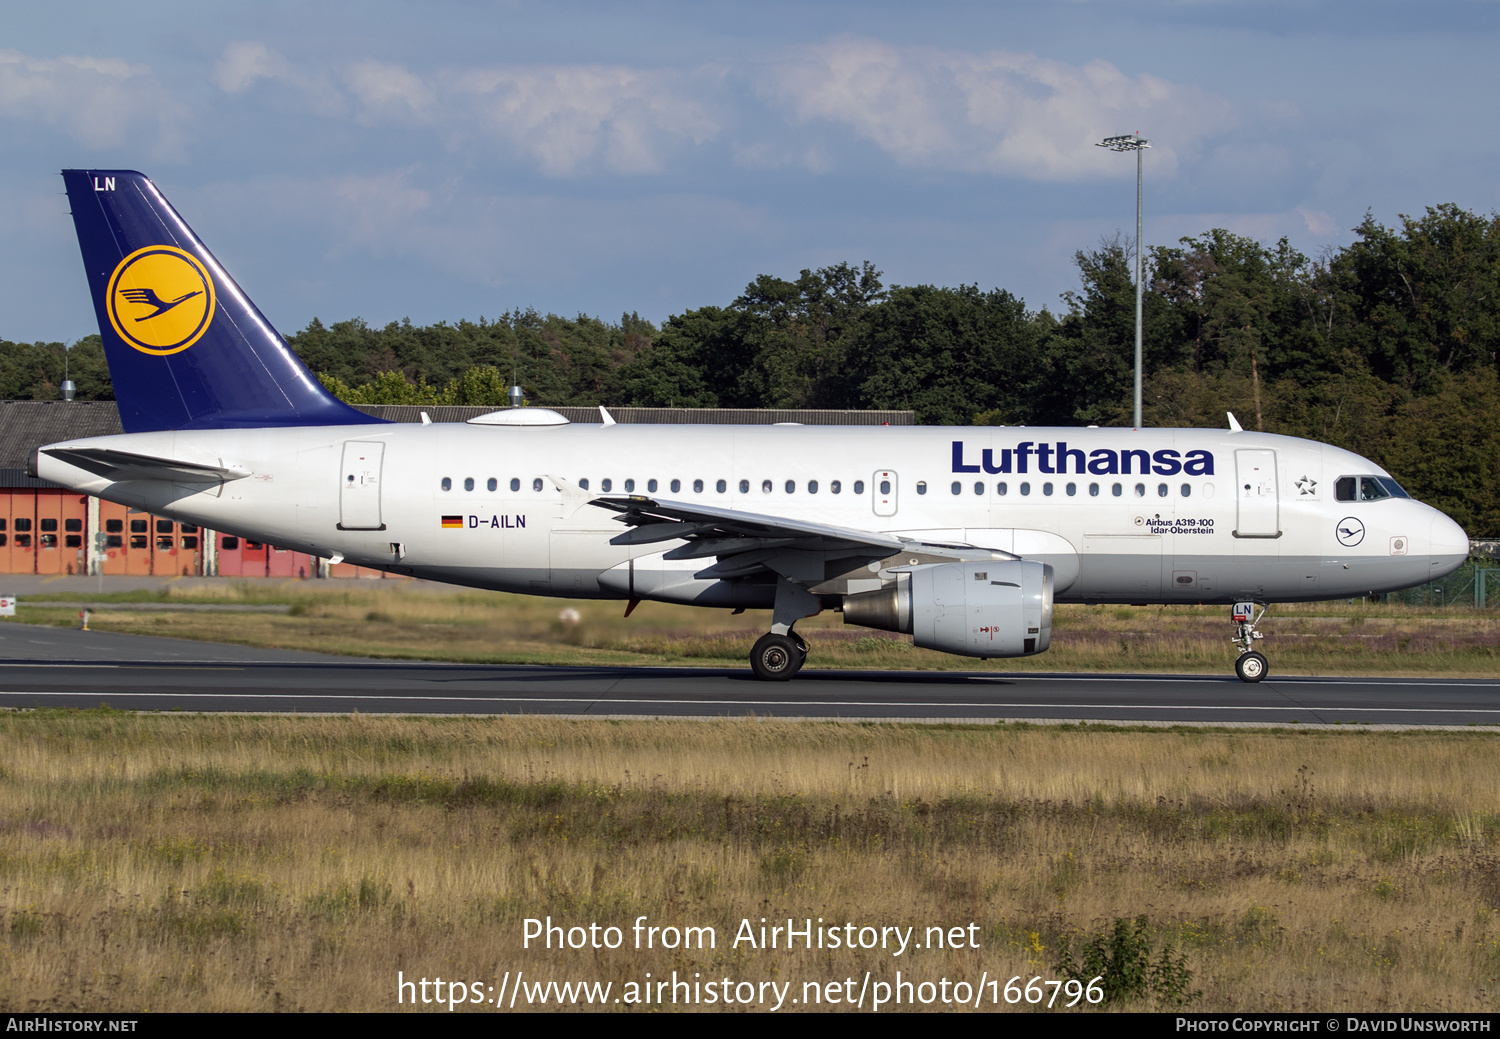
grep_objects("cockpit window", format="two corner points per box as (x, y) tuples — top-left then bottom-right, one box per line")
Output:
(1337, 476), (1408, 502)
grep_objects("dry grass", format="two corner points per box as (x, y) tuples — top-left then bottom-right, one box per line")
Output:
(1, 711), (1499, 1012)
(14, 581), (1499, 676)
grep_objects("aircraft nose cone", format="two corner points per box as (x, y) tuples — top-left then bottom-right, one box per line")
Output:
(1428, 512), (1469, 580)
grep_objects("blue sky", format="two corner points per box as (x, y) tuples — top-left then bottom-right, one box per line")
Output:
(5, 1), (1498, 344)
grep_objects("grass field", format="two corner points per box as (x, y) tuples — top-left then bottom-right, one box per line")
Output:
(0, 712), (1498, 1012)
(10, 579), (1500, 676)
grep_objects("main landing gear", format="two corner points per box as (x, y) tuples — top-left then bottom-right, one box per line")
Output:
(1232, 601), (1269, 683)
(750, 630), (807, 681)
(750, 576), (818, 681)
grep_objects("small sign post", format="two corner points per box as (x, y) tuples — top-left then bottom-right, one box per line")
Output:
(0, 595), (14, 618)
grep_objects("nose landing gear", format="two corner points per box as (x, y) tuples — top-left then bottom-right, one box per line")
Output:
(1232, 601), (1269, 682)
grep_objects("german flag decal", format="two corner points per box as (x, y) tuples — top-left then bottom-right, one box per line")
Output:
(441, 515), (463, 529)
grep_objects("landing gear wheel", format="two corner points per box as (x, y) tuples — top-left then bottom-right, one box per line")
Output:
(1235, 651), (1269, 683)
(751, 633), (803, 681)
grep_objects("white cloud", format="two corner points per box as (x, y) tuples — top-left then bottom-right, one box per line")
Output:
(210, 44), (720, 176)
(0, 49), (184, 152)
(344, 61), (436, 125)
(452, 65), (719, 175)
(211, 41), (292, 95)
(1296, 206), (1337, 236)
(765, 38), (1233, 181)
(211, 41), (345, 116)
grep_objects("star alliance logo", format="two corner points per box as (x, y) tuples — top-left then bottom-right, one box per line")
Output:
(1295, 475), (1318, 496)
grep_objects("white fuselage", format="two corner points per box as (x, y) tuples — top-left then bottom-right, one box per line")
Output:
(37, 422), (1470, 607)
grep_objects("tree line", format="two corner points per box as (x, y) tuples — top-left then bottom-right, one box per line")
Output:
(4, 204), (1497, 535)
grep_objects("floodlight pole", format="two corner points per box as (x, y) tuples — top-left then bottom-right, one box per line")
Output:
(1097, 133), (1150, 428)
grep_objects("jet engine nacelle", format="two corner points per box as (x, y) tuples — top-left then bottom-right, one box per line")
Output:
(842, 559), (1053, 657)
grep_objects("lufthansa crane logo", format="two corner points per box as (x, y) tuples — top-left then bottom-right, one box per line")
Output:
(105, 246), (216, 355)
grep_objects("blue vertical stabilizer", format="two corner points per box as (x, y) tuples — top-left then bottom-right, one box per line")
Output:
(62, 169), (385, 432)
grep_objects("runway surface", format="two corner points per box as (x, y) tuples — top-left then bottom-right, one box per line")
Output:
(0, 622), (1496, 726)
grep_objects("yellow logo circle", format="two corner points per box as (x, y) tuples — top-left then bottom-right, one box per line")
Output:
(106, 246), (217, 355)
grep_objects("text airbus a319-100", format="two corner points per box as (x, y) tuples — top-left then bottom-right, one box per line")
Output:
(34, 171), (1470, 682)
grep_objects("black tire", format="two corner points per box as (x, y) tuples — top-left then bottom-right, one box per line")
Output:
(1235, 651), (1269, 683)
(751, 633), (803, 681)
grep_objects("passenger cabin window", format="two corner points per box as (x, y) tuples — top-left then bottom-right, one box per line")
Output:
(1065, 483), (1076, 496)
(671, 479), (681, 493)
(487, 478), (497, 492)
(1180, 483), (1191, 498)
(950, 481), (960, 495)
(510, 478), (521, 492)
(464, 477), (474, 491)
(831, 481), (841, 494)
(915, 481), (927, 495)
(807, 480), (818, 494)
(693, 479), (704, 493)
(440, 477), (451, 491)
(716, 479), (727, 493)
(739, 480), (749, 493)
(579, 478), (589, 490)
(1020, 482), (1031, 496)
(532, 478), (543, 492)
(785, 480), (795, 493)
(761, 480), (772, 493)
(997, 482), (1007, 495)
(601, 479), (612, 492)
(854, 481), (864, 494)
(625, 478), (635, 492)
(649, 479), (659, 493)
(1158, 483), (1169, 497)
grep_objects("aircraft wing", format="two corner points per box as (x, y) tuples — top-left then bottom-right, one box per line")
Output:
(591, 495), (975, 584)
(38, 446), (250, 484)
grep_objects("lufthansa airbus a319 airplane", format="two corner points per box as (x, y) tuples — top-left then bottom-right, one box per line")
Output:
(34, 171), (1471, 682)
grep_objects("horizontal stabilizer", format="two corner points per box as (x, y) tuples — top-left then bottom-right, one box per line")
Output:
(40, 446), (249, 483)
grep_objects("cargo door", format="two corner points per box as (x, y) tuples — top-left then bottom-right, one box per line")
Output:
(339, 442), (385, 530)
(1234, 449), (1280, 538)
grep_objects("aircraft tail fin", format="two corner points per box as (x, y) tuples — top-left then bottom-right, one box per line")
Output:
(62, 169), (384, 433)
